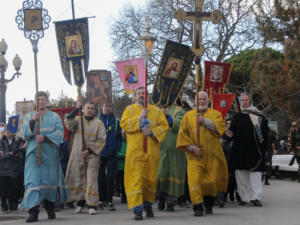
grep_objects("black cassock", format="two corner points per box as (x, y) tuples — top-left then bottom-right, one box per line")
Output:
(229, 112), (269, 172)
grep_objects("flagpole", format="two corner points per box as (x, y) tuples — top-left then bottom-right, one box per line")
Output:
(143, 61), (148, 153)
(69, 2), (87, 161)
(195, 56), (200, 148)
(71, 0), (75, 19)
(235, 95), (241, 113)
(33, 44), (41, 166)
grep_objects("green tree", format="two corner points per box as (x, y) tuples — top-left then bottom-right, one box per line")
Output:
(226, 48), (283, 109)
(252, 0), (300, 136)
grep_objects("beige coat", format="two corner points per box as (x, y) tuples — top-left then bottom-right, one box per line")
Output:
(65, 116), (106, 206)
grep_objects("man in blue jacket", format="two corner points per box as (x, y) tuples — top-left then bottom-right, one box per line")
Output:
(98, 102), (122, 211)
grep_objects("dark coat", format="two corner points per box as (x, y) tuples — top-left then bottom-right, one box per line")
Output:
(0, 136), (25, 178)
(100, 112), (122, 158)
(229, 112), (269, 172)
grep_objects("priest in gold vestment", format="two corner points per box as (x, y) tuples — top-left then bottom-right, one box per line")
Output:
(176, 91), (228, 217)
(120, 87), (168, 220)
(65, 99), (106, 215)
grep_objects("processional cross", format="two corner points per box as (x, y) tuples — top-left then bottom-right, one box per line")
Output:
(175, 0), (222, 149)
(175, 0), (222, 56)
(16, 0), (51, 167)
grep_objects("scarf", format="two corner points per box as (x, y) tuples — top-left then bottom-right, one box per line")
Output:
(241, 106), (264, 143)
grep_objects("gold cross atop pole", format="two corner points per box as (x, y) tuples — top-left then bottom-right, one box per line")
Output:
(175, 0), (222, 56)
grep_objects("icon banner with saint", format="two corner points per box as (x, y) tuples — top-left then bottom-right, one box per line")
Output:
(86, 70), (112, 104)
(151, 40), (194, 107)
(203, 61), (232, 98)
(115, 58), (145, 94)
(54, 18), (89, 86)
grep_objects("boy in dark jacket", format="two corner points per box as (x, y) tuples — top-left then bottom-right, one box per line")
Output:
(98, 102), (122, 210)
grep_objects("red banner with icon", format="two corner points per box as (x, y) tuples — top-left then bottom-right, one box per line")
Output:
(202, 61), (232, 98)
(212, 93), (235, 119)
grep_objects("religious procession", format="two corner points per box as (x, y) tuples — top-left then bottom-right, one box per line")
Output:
(0, 0), (300, 224)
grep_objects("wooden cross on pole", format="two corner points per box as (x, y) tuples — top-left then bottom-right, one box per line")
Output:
(175, 0), (222, 56)
(175, 0), (223, 150)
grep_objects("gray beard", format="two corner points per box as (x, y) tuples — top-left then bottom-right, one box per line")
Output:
(198, 105), (208, 112)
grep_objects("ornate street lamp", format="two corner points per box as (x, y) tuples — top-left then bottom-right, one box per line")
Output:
(139, 17), (156, 62)
(138, 17), (156, 153)
(0, 38), (22, 124)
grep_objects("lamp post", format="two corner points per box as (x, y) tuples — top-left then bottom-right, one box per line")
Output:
(139, 17), (156, 153)
(0, 38), (22, 124)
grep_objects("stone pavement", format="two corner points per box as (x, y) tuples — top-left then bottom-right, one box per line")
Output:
(1, 179), (300, 225)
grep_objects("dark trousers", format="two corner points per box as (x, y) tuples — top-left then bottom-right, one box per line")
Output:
(177, 171), (190, 204)
(98, 156), (117, 203)
(0, 176), (22, 209)
(226, 171), (238, 199)
(203, 196), (215, 208)
(115, 170), (126, 200)
(0, 176), (11, 208)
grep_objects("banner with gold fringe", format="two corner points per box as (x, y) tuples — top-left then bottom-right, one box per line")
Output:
(114, 58), (145, 94)
(151, 40), (194, 107)
(202, 61), (232, 98)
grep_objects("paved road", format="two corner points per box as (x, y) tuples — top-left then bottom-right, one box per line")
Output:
(1, 179), (300, 225)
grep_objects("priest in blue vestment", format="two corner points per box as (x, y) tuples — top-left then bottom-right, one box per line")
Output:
(20, 91), (68, 223)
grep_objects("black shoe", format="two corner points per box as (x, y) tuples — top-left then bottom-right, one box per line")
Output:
(48, 212), (56, 219)
(108, 202), (116, 211)
(193, 203), (204, 217)
(158, 200), (165, 211)
(46, 208), (56, 219)
(251, 199), (263, 207)
(239, 201), (246, 206)
(26, 214), (38, 223)
(134, 211), (143, 220)
(144, 207), (154, 217)
(264, 180), (270, 185)
(205, 208), (213, 214)
(66, 202), (75, 209)
(194, 209), (204, 217)
(98, 202), (106, 210)
(166, 203), (175, 212)
(1, 206), (8, 212)
(235, 193), (241, 202)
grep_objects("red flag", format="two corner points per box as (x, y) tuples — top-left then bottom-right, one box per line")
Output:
(212, 93), (235, 119)
(202, 61), (232, 98)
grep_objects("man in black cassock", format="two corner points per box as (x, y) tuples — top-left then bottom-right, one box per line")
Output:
(228, 93), (268, 207)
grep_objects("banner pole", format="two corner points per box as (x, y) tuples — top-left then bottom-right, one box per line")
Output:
(143, 60), (148, 153)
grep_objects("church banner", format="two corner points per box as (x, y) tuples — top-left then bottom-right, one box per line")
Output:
(54, 18), (89, 87)
(151, 40), (194, 107)
(202, 61), (232, 98)
(15, 100), (34, 131)
(86, 70), (112, 104)
(114, 58), (145, 94)
(51, 107), (75, 142)
(212, 93), (235, 119)
(7, 115), (20, 134)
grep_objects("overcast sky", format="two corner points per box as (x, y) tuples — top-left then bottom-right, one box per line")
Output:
(1, 0), (144, 117)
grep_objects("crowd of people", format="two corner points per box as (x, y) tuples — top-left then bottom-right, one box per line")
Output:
(0, 89), (299, 223)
